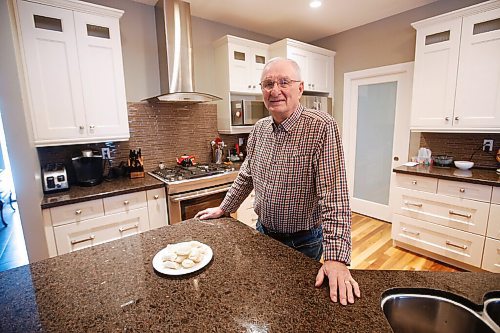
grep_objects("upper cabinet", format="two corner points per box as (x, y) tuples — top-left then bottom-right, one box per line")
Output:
(14, 0), (130, 146)
(410, 1), (500, 132)
(269, 39), (335, 96)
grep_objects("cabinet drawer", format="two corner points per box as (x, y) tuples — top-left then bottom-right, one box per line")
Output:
(392, 214), (485, 267)
(482, 237), (500, 273)
(103, 191), (147, 214)
(147, 187), (168, 230)
(437, 179), (492, 202)
(487, 204), (500, 240)
(50, 199), (104, 226)
(53, 207), (149, 255)
(492, 187), (500, 205)
(394, 187), (489, 235)
(395, 174), (437, 193)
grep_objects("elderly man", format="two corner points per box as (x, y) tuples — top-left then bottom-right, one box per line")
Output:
(196, 57), (360, 305)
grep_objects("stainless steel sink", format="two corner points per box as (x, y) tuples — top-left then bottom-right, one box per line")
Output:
(485, 298), (500, 328)
(381, 290), (500, 333)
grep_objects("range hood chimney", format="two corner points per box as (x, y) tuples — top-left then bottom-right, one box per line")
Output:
(143, 0), (221, 104)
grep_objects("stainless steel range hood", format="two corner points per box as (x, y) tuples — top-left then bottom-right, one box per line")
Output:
(143, 0), (221, 104)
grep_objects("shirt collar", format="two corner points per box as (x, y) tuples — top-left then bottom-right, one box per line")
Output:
(271, 104), (304, 133)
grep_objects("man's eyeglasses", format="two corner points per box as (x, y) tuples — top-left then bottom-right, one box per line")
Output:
(259, 78), (301, 92)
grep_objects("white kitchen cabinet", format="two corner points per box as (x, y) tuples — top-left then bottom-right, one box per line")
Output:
(391, 173), (495, 271)
(482, 237), (500, 273)
(269, 38), (335, 96)
(213, 35), (269, 134)
(410, 1), (500, 132)
(43, 188), (168, 256)
(15, 0), (129, 146)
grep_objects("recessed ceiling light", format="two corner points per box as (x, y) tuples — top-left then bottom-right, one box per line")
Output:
(310, 0), (322, 8)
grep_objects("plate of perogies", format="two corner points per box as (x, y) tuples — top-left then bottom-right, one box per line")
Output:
(152, 240), (213, 276)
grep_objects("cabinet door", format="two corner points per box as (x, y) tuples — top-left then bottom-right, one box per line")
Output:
(17, 1), (86, 141)
(410, 19), (462, 129)
(251, 48), (268, 92)
(308, 52), (332, 93)
(228, 43), (252, 93)
(287, 46), (309, 85)
(487, 204), (500, 240)
(74, 12), (129, 140)
(454, 8), (500, 129)
(53, 207), (149, 255)
(147, 188), (168, 230)
(482, 237), (500, 273)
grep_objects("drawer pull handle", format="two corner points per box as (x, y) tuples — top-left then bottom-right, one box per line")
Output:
(446, 240), (467, 250)
(154, 195), (159, 199)
(402, 228), (420, 236)
(119, 223), (139, 232)
(75, 209), (82, 215)
(71, 235), (95, 245)
(445, 116), (450, 121)
(123, 200), (130, 205)
(449, 210), (471, 218)
(412, 180), (417, 185)
(459, 188), (465, 193)
(404, 200), (423, 207)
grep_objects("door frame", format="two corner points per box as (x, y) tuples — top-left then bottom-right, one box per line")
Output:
(342, 62), (414, 222)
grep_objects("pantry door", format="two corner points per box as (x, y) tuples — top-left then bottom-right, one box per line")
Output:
(342, 63), (413, 222)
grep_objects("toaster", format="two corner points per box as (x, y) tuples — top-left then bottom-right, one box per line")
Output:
(42, 163), (69, 193)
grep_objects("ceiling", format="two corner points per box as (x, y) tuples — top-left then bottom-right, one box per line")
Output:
(132, 0), (439, 42)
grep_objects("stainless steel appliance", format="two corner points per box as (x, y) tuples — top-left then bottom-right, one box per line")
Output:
(42, 163), (69, 193)
(148, 164), (238, 224)
(231, 100), (268, 126)
(300, 95), (333, 113)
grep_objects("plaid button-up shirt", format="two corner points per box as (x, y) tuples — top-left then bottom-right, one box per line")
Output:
(220, 105), (352, 264)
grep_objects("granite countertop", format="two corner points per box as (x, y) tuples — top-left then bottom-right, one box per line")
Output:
(0, 218), (498, 332)
(41, 175), (165, 209)
(393, 165), (500, 187)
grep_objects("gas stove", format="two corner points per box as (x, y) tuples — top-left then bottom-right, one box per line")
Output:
(148, 164), (236, 184)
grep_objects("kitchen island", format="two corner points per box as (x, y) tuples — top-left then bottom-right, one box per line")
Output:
(0, 218), (498, 332)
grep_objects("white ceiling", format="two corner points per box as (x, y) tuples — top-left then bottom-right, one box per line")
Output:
(132, 0), (439, 42)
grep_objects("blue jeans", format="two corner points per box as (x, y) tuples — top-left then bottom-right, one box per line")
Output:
(256, 221), (323, 261)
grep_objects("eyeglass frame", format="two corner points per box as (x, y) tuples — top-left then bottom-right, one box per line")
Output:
(259, 78), (302, 92)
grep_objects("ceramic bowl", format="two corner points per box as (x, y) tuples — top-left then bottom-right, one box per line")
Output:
(454, 161), (474, 170)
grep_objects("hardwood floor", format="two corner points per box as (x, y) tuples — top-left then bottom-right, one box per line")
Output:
(350, 213), (461, 272)
(0, 202), (28, 272)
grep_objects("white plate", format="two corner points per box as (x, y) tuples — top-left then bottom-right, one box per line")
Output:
(152, 242), (213, 276)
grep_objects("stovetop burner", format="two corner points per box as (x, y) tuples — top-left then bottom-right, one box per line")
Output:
(149, 164), (235, 183)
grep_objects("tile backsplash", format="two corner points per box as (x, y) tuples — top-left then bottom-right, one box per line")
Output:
(37, 102), (248, 184)
(418, 132), (500, 169)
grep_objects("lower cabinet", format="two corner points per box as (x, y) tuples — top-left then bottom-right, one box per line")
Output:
(391, 173), (497, 271)
(43, 188), (168, 256)
(232, 190), (257, 229)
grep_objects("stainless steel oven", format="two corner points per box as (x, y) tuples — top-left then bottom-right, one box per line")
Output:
(148, 164), (238, 225)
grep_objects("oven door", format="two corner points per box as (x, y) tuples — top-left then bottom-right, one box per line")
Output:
(168, 183), (232, 224)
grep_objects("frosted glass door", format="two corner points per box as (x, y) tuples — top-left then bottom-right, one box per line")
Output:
(343, 63), (413, 222)
(353, 82), (397, 206)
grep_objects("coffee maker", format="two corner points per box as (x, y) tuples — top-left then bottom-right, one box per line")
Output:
(72, 150), (103, 186)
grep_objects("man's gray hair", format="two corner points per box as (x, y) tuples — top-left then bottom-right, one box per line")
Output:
(261, 57), (302, 81)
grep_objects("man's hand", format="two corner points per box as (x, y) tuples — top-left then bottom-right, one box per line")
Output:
(194, 207), (225, 220)
(315, 260), (361, 305)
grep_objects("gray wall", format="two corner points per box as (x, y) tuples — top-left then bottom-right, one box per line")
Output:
(313, 0), (486, 129)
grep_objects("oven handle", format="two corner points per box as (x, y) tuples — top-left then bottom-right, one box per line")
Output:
(170, 185), (232, 202)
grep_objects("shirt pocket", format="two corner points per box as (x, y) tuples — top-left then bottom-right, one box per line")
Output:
(275, 153), (313, 187)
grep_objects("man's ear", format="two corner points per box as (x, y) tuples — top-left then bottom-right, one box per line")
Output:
(298, 81), (305, 95)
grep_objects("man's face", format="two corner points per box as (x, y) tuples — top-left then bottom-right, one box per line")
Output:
(260, 60), (304, 121)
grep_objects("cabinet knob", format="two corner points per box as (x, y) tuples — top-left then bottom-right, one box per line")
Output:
(252, 85), (256, 89)
(75, 209), (82, 215)
(123, 200), (129, 205)
(312, 84), (315, 88)
(79, 125), (85, 130)
(154, 195), (159, 199)
(459, 188), (465, 193)
(455, 116), (459, 121)
(412, 180), (417, 185)
(248, 85), (252, 88)
(445, 117), (450, 121)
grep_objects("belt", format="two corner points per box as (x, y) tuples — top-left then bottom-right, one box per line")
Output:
(261, 223), (318, 241)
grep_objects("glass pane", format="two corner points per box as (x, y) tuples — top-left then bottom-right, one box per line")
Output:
(473, 18), (500, 35)
(233, 51), (245, 61)
(34, 15), (62, 32)
(255, 55), (266, 64)
(353, 81), (397, 206)
(425, 30), (450, 45)
(87, 24), (110, 39)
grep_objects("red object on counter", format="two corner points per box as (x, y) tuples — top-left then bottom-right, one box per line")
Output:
(235, 144), (240, 155)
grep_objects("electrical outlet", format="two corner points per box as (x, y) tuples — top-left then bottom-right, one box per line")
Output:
(101, 147), (110, 159)
(483, 139), (494, 152)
